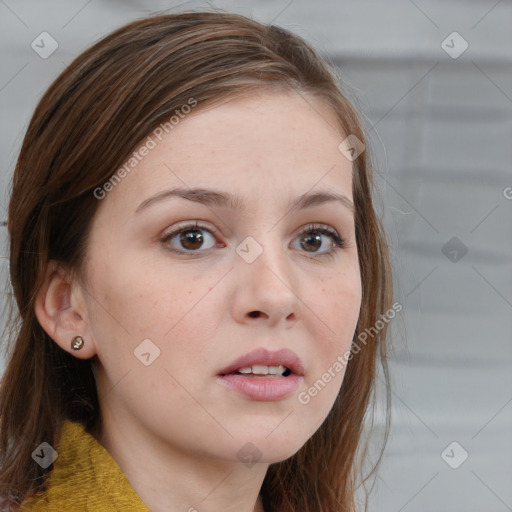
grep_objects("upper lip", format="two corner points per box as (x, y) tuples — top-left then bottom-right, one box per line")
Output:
(218, 348), (305, 376)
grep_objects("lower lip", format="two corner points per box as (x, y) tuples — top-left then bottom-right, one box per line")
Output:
(217, 374), (303, 401)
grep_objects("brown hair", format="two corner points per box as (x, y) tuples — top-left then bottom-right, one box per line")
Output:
(0, 10), (392, 511)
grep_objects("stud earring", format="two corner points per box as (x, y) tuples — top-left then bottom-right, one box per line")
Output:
(71, 336), (84, 351)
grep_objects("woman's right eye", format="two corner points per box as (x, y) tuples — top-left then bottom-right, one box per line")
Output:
(160, 222), (220, 254)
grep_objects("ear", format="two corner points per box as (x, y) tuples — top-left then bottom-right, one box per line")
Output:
(34, 260), (97, 359)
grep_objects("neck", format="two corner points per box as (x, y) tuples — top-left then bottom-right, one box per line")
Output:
(95, 406), (269, 512)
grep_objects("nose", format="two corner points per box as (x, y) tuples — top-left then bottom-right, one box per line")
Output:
(231, 239), (301, 327)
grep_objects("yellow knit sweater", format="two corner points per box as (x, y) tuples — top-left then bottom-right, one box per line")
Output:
(20, 420), (150, 511)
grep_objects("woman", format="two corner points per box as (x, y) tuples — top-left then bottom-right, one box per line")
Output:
(0, 10), (392, 512)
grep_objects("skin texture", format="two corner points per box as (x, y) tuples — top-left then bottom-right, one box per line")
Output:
(35, 91), (362, 512)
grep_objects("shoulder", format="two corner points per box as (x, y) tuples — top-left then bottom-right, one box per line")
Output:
(19, 420), (149, 511)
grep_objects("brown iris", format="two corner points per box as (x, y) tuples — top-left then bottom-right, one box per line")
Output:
(180, 229), (204, 250)
(301, 232), (322, 252)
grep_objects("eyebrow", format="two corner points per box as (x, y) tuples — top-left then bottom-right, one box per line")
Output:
(135, 187), (354, 215)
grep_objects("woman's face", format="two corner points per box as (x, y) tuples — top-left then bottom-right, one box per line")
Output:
(81, 91), (361, 464)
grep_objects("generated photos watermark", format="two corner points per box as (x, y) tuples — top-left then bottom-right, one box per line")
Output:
(93, 98), (198, 200)
(298, 301), (402, 405)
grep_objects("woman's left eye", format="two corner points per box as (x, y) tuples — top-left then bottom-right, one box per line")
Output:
(291, 224), (346, 256)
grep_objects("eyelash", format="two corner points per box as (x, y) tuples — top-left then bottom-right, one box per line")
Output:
(160, 221), (346, 258)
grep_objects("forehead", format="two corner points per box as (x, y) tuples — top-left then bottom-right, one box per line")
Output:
(99, 91), (354, 216)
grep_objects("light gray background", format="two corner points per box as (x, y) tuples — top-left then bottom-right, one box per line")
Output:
(1, 1), (511, 511)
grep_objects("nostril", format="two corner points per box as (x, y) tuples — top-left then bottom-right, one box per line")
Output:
(248, 311), (261, 318)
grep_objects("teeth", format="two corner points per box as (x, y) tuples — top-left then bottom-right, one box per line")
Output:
(236, 365), (287, 375)
(252, 364), (268, 375)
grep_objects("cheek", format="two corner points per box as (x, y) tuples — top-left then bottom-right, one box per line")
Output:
(315, 267), (362, 341)
(86, 256), (221, 369)
(301, 270), (361, 411)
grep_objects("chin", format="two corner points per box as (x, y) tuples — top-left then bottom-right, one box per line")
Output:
(241, 434), (307, 464)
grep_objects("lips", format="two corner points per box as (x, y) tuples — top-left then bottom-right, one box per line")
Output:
(218, 347), (305, 377)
